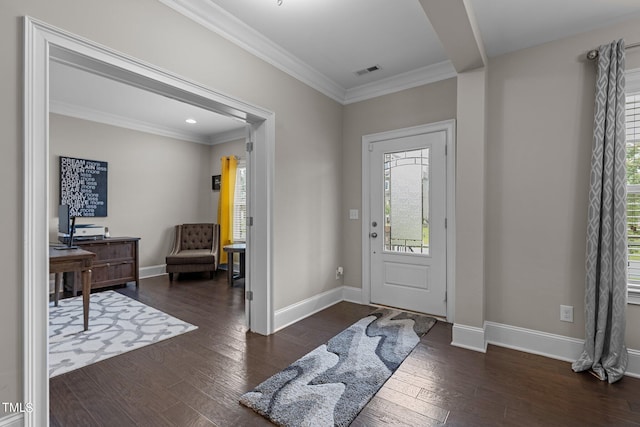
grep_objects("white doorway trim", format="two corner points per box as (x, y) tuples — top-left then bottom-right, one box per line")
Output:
(361, 120), (456, 321)
(23, 16), (274, 427)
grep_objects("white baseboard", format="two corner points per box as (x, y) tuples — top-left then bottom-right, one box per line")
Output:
(274, 287), (345, 332)
(485, 321), (583, 363)
(139, 264), (166, 279)
(627, 349), (640, 379)
(453, 320), (640, 379)
(273, 286), (366, 332)
(0, 413), (23, 427)
(343, 286), (363, 304)
(136, 269), (640, 379)
(451, 323), (487, 352)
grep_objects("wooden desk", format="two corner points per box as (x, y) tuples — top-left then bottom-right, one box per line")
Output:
(68, 237), (140, 295)
(223, 243), (246, 286)
(49, 247), (95, 331)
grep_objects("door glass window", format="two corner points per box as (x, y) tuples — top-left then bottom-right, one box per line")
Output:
(383, 148), (430, 254)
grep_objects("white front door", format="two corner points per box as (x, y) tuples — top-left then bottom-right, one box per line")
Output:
(368, 130), (447, 316)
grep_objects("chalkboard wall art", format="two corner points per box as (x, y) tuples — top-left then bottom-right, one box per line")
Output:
(59, 156), (108, 217)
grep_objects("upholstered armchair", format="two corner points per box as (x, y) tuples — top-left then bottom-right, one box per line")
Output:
(166, 223), (219, 282)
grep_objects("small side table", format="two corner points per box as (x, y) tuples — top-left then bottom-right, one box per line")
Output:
(223, 243), (246, 286)
(49, 247), (95, 331)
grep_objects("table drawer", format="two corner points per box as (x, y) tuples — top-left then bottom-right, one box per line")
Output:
(80, 241), (136, 261)
(66, 237), (140, 294)
(92, 261), (136, 285)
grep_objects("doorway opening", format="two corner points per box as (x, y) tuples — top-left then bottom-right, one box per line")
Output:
(24, 16), (274, 425)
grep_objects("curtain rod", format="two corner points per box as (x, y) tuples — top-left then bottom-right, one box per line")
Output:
(587, 42), (640, 60)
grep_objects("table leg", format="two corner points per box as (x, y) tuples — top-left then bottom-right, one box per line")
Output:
(227, 252), (233, 286)
(239, 252), (245, 279)
(54, 273), (62, 307)
(73, 271), (79, 297)
(82, 269), (91, 331)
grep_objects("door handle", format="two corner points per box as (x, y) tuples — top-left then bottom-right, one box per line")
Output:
(370, 232), (378, 238)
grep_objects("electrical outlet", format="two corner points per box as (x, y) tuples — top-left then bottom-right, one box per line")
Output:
(560, 305), (574, 322)
(335, 266), (344, 280)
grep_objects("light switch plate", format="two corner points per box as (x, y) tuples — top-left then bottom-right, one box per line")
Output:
(349, 209), (359, 220)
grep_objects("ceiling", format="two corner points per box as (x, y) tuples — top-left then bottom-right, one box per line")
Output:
(50, 61), (248, 145)
(207, 0), (450, 90)
(51, 0), (640, 143)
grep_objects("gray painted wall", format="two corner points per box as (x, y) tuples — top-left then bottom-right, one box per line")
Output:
(341, 79), (458, 288)
(1, 0), (343, 409)
(485, 18), (640, 347)
(5, 0), (640, 417)
(49, 114), (215, 267)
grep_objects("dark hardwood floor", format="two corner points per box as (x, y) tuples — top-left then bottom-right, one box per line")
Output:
(50, 274), (640, 426)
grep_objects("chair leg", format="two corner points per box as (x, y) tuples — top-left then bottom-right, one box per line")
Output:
(168, 272), (174, 282)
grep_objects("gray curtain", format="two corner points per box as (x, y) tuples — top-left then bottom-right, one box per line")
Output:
(572, 39), (628, 383)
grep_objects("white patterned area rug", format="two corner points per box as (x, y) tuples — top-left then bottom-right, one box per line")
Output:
(49, 290), (197, 378)
(240, 308), (436, 427)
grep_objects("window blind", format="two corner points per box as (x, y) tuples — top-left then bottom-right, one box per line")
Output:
(626, 94), (640, 296)
(233, 162), (247, 242)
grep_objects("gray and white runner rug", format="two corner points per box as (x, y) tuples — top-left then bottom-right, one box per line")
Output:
(240, 308), (436, 427)
(49, 290), (197, 378)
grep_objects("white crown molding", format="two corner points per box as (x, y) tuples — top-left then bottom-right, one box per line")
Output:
(50, 100), (213, 145)
(344, 61), (457, 104)
(158, 0), (346, 103)
(210, 127), (246, 145)
(159, 0), (457, 105)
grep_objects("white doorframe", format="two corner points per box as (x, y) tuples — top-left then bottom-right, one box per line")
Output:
(23, 16), (275, 427)
(361, 120), (456, 322)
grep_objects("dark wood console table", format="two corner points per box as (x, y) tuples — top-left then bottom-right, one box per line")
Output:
(223, 243), (246, 286)
(67, 237), (140, 295)
(49, 247), (95, 331)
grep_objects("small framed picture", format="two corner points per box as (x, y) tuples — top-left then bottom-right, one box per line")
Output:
(212, 175), (221, 191)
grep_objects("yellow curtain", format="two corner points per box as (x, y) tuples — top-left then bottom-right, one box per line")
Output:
(218, 156), (237, 265)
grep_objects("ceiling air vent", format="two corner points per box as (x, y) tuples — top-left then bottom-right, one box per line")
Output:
(354, 65), (381, 76)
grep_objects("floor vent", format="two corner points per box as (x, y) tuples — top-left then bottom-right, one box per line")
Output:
(354, 65), (381, 76)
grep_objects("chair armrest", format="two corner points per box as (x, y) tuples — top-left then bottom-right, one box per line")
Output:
(211, 224), (220, 270)
(168, 225), (182, 256)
